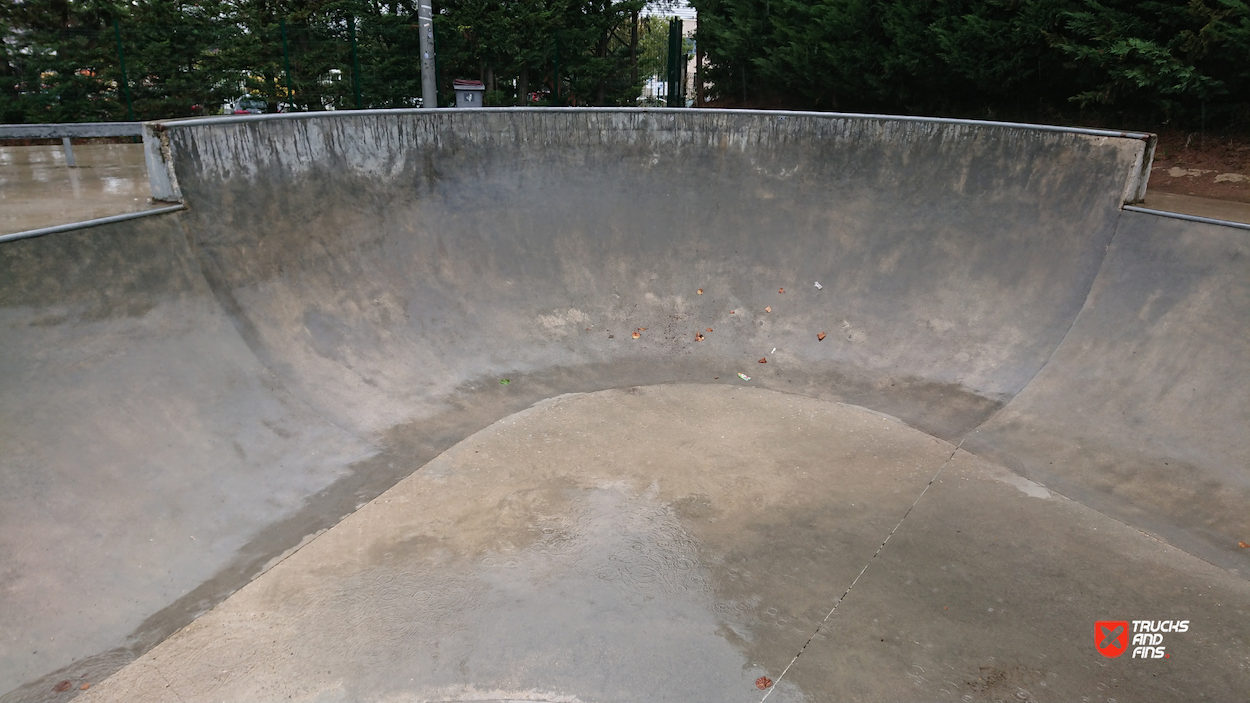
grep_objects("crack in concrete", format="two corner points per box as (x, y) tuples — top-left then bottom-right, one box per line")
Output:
(759, 438), (965, 702)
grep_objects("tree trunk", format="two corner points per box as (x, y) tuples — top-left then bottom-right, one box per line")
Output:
(630, 9), (638, 87)
(518, 65), (529, 106)
(266, 71), (279, 113)
(596, 30), (609, 105)
(695, 36), (702, 106)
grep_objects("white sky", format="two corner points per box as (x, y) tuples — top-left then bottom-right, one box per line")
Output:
(643, 1), (697, 20)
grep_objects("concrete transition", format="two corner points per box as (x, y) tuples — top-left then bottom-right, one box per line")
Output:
(0, 110), (1246, 702)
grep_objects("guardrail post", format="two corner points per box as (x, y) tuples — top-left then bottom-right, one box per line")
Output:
(61, 137), (76, 167)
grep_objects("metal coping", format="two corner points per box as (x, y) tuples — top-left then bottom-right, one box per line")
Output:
(0, 122), (144, 139)
(1122, 205), (1250, 231)
(148, 107), (1155, 142)
(0, 204), (185, 244)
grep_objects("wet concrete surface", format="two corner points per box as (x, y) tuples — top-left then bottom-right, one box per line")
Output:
(0, 143), (152, 235)
(1141, 191), (1250, 224)
(1, 110), (1246, 702)
(783, 450), (1250, 702)
(75, 386), (1249, 702)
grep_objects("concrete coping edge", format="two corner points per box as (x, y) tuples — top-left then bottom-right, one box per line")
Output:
(144, 107), (1156, 142)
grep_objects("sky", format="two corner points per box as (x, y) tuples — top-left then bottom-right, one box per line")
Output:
(644, 0), (697, 20)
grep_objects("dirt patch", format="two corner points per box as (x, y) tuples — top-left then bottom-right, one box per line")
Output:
(1147, 130), (1250, 203)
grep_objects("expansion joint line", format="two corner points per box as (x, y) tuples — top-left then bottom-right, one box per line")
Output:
(759, 438), (965, 702)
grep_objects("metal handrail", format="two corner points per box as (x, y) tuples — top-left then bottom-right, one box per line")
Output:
(0, 122), (144, 167)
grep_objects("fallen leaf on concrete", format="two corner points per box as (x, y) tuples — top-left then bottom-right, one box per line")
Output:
(696, 333), (705, 341)
(765, 306), (772, 313)
(697, 288), (704, 295)
(80, 683), (90, 690)
(1240, 541), (1249, 548)
(818, 332), (826, 341)
(632, 331), (641, 339)
(707, 328), (713, 332)
(730, 310), (735, 314)
(758, 357), (767, 363)
(608, 334), (614, 338)
(637, 327), (647, 331)
(54, 681), (71, 693)
(500, 379), (510, 385)
(756, 676), (773, 690)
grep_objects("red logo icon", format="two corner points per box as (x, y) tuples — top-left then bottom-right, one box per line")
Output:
(1096, 620), (1129, 658)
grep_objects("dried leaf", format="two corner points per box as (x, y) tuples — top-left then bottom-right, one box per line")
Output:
(707, 328), (713, 332)
(756, 676), (773, 690)
(80, 684), (90, 691)
(695, 333), (705, 341)
(817, 332), (826, 341)
(758, 357), (767, 363)
(54, 681), (72, 693)
(765, 306), (772, 313)
(632, 331), (641, 339)
(697, 288), (704, 295)
(779, 288), (785, 294)
(730, 310), (735, 314)
(1240, 541), (1249, 548)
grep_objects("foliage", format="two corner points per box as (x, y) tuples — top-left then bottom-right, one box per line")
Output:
(0, 0), (659, 121)
(690, 0), (1250, 128)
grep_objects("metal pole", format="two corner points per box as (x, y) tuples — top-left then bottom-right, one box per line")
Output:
(349, 16), (363, 109)
(61, 137), (76, 168)
(418, 2), (437, 108)
(114, 20), (135, 121)
(434, 22), (443, 107)
(676, 19), (684, 106)
(281, 19), (294, 110)
(666, 19), (679, 107)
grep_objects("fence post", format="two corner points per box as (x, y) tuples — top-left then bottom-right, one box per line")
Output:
(114, 20), (135, 121)
(281, 19), (294, 110)
(349, 16), (363, 109)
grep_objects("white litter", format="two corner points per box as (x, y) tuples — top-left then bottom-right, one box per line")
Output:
(814, 281), (823, 289)
(771, 348), (776, 353)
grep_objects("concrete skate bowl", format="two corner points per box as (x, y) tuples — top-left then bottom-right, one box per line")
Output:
(2, 109), (1247, 701)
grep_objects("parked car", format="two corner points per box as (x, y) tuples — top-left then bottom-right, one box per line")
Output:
(226, 96), (268, 115)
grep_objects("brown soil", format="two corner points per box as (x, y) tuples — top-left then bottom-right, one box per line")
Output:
(1147, 130), (1250, 203)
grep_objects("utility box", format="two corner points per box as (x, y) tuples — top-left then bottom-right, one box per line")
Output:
(453, 79), (486, 108)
